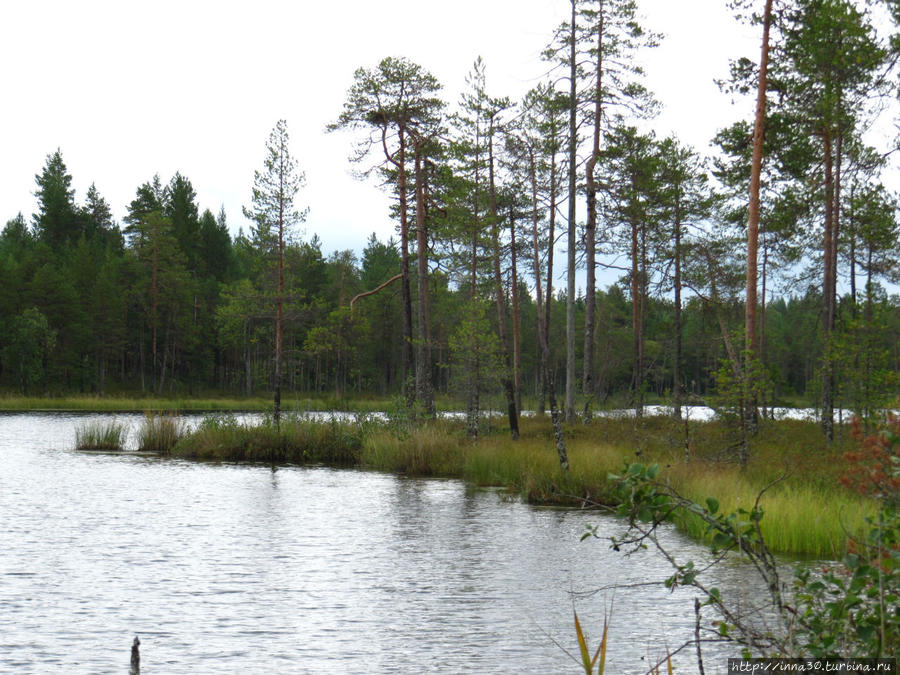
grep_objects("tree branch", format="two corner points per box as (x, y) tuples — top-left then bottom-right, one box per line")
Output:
(349, 273), (402, 314)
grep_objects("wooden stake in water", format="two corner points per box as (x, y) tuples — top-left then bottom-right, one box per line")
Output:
(130, 636), (140, 674)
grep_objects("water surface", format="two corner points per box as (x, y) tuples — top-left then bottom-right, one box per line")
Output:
(0, 412), (752, 673)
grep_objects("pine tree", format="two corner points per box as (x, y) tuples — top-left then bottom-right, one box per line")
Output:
(330, 56), (443, 410)
(243, 119), (308, 425)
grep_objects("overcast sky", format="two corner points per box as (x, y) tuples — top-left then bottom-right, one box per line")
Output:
(2, 0), (763, 261)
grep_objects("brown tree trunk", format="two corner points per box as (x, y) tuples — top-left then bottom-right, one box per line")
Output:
(528, 148), (546, 417)
(745, 0), (773, 432)
(274, 196), (284, 425)
(395, 129), (415, 409)
(821, 129), (836, 441)
(509, 206), (522, 414)
(151, 224), (159, 395)
(531, 161), (567, 469)
(414, 145), (434, 416)
(760, 239), (768, 417)
(630, 214), (642, 414)
(673, 195), (683, 420)
(245, 320), (252, 397)
(466, 117), (482, 432)
(565, 0), (578, 423)
(583, 1), (604, 423)
(488, 129), (519, 439)
(542, 133), (567, 468)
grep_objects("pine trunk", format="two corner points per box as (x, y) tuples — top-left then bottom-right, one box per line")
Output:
(565, 0), (578, 423)
(583, 1), (604, 423)
(821, 130), (835, 442)
(489, 131), (519, 440)
(673, 196), (683, 420)
(414, 146), (434, 416)
(397, 130), (415, 410)
(745, 0), (773, 433)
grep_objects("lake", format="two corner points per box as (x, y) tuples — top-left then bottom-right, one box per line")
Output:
(0, 412), (755, 673)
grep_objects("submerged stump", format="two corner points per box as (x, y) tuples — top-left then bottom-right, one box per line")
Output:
(130, 635), (140, 674)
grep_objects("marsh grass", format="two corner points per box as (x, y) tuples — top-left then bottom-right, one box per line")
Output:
(173, 414), (364, 464)
(666, 463), (874, 559)
(137, 413), (185, 454)
(470, 413), (877, 557)
(361, 419), (467, 475)
(74, 419), (127, 450)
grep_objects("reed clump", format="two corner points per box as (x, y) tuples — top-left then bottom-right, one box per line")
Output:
(173, 414), (364, 464)
(74, 419), (127, 450)
(137, 413), (184, 454)
(361, 419), (466, 475)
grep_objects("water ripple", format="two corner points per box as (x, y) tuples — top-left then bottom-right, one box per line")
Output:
(0, 412), (751, 673)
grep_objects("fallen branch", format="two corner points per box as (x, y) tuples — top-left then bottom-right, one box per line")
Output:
(349, 273), (402, 314)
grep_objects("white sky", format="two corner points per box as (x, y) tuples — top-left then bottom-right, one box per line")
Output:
(1, 0), (763, 262)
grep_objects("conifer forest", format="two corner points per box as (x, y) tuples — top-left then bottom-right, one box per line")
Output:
(2, 0), (900, 442)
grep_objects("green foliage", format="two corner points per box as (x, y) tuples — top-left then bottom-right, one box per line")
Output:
(32, 149), (81, 249)
(794, 417), (900, 656)
(448, 299), (503, 428)
(1, 307), (56, 394)
(243, 119), (308, 253)
(795, 507), (900, 657)
(832, 302), (900, 423)
(1, 4), (898, 419)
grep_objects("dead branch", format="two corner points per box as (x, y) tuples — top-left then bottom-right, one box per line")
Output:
(349, 273), (402, 314)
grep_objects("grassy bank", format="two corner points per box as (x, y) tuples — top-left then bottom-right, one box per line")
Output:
(164, 411), (874, 559)
(175, 414), (363, 464)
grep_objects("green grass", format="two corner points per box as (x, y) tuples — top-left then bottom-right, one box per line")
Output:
(74, 419), (127, 450)
(173, 414), (363, 464)
(667, 463), (873, 559)
(136, 413), (185, 454)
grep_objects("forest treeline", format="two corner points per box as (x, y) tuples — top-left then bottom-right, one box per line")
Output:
(2, 0), (899, 436)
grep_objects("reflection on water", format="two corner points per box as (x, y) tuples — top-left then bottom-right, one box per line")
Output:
(0, 412), (749, 674)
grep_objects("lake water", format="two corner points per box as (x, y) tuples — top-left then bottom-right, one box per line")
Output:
(0, 412), (762, 674)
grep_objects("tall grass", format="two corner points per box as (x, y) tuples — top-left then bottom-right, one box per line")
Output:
(136, 413), (184, 454)
(173, 414), (363, 464)
(360, 420), (467, 475)
(74, 419), (127, 450)
(666, 462), (875, 559)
